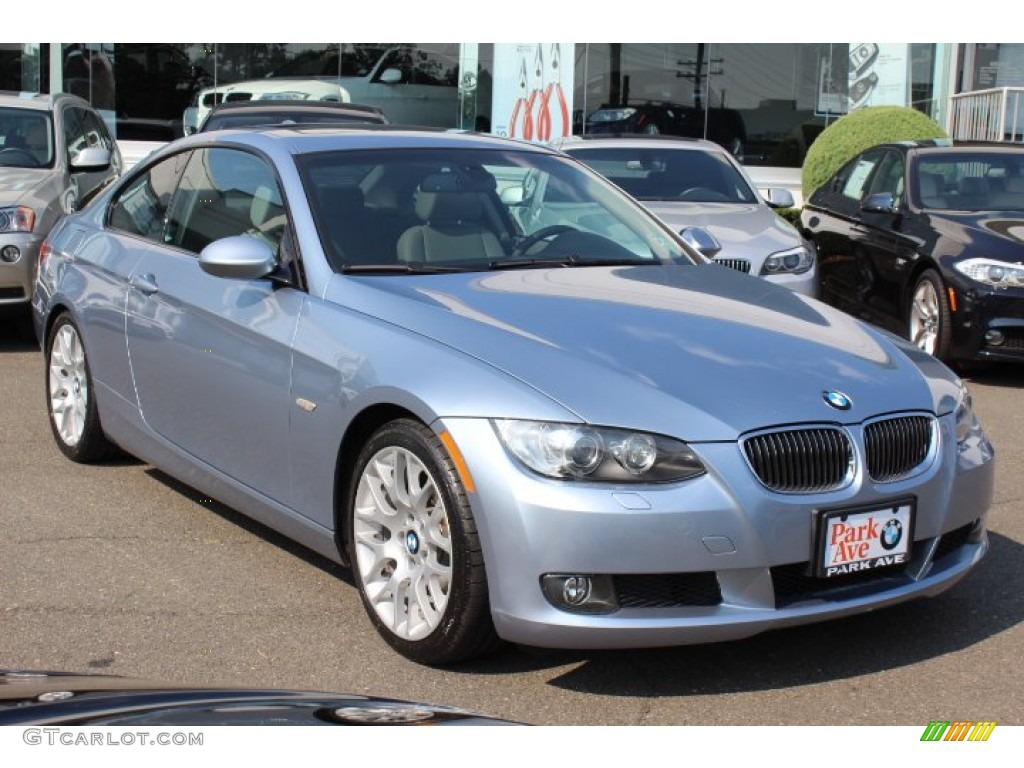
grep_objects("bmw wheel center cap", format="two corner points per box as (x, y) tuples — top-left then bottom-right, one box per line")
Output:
(823, 390), (853, 410)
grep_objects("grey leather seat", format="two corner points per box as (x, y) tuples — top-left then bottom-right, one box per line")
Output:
(397, 174), (505, 262)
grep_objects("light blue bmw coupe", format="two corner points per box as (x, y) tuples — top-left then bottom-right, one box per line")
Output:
(33, 126), (994, 664)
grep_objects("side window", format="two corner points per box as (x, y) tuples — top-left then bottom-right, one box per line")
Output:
(107, 152), (191, 241)
(165, 148), (287, 256)
(867, 152), (905, 200)
(840, 150), (884, 201)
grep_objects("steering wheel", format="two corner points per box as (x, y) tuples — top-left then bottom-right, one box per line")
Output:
(677, 187), (729, 202)
(0, 148), (39, 167)
(513, 224), (578, 255)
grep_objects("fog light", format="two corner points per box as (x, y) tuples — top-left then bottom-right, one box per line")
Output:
(0, 245), (20, 263)
(541, 574), (618, 614)
(985, 329), (1005, 346)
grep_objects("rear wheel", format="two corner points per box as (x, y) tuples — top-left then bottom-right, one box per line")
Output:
(45, 314), (119, 462)
(347, 419), (500, 665)
(908, 269), (952, 363)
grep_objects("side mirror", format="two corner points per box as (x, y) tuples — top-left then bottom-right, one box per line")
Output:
(199, 235), (278, 280)
(500, 186), (526, 205)
(680, 226), (722, 258)
(379, 68), (404, 85)
(861, 192), (898, 214)
(763, 188), (795, 209)
(69, 147), (111, 172)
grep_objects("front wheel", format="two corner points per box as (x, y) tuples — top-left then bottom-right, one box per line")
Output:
(908, 269), (953, 363)
(45, 314), (120, 462)
(347, 419), (500, 665)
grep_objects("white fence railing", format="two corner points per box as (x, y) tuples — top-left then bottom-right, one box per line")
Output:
(949, 87), (1024, 143)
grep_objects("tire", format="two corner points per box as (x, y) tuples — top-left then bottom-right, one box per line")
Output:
(907, 269), (953, 363)
(347, 419), (500, 665)
(45, 314), (120, 463)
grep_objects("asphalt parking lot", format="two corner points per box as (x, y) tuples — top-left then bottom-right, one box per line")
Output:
(1, 316), (1021, 727)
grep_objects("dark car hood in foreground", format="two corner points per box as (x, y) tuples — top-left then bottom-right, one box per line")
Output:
(0, 671), (519, 725)
(332, 264), (961, 440)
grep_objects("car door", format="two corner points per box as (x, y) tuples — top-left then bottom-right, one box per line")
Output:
(123, 146), (304, 505)
(853, 150), (919, 332)
(804, 149), (887, 323)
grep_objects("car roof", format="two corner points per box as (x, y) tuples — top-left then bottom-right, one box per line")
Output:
(206, 100), (385, 117)
(200, 101), (389, 131)
(555, 134), (725, 153)
(149, 125), (560, 162)
(0, 91), (87, 113)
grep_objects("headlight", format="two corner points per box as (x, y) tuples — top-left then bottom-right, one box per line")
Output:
(955, 383), (979, 445)
(760, 245), (814, 275)
(0, 206), (35, 233)
(953, 258), (1024, 287)
(493, 420), (705, 483)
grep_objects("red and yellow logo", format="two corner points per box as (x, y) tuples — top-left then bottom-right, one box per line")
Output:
(920, 721), (996, 741)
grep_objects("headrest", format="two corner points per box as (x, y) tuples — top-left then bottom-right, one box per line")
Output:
(919, 173), (939, 197)
(250, 184), (283, 228)
(415, 190), (482, 224)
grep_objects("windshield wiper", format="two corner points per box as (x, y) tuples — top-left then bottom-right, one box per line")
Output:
(488, 255), (647, 271)
(341, 263), (467, 275)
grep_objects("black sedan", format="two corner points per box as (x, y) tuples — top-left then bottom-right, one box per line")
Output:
(0, 670), (519, 725)
(801, 140), (1024, 366)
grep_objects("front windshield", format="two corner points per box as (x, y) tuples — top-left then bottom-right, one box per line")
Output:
(566, 146), (758, 204)
(0, 108), (54, 169)
(296, 147), (695, 273)
(915, 152), (1024, 211)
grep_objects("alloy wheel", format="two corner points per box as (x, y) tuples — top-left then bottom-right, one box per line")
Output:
(352, 446), (453, 641)
(48, 323), (89, 447)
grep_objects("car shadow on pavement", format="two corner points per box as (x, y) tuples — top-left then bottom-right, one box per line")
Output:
(459, 532), (1023, 691)
(0, 312), (38, 351)
(143, 467), (355, 586)
(962, 364), (1024, 389)
(140, 458), (1020, 692)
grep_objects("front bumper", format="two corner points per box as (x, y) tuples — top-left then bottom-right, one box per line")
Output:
(949, 278), (1024, 362)
(440, 413), (994, 650)
(0, 232), (40, 306)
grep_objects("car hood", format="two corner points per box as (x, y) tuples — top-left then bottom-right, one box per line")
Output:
(331, 265), (960, 440)
(641, 201), (802, 257)
(0, 167), (52, 206)
(0, 670), (519, 725)
(926, 209), (1024, 253)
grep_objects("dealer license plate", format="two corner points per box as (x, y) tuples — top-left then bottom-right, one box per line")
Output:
(815, 500), (915, 578)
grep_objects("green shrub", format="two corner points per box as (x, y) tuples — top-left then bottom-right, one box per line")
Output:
(774, 207), (802, 226)
(801, 106), (947, 199)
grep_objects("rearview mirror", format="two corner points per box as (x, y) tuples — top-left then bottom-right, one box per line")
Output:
(500, 186), (526, 205)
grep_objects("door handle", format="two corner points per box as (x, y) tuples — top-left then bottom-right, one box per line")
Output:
(130, 273), (159, 296)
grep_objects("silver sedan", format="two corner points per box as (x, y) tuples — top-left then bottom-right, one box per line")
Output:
(33, 126), (993, 665)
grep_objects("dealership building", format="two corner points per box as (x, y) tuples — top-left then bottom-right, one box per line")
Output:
(2, 43), (1021, 175)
